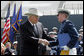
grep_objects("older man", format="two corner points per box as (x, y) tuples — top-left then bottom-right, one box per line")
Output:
(19, 8), (54, 55)
(56, 9), (79, 55)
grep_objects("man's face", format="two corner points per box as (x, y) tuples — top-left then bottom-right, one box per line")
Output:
(29, 15), (39, 24)
(57, 13), (66, 22)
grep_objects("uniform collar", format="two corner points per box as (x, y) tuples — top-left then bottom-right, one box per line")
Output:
(62, 19), (67, 24)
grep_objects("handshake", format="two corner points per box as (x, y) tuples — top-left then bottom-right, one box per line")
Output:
(38, 39), (49, 45)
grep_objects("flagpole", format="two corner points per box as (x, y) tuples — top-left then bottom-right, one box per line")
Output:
(9, 2), (17, 45)
(7, 1), (11, 45)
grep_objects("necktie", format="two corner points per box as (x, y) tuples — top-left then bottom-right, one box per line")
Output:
(33, 24), (39, 37)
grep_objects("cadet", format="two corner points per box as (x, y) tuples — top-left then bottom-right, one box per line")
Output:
(56, 9), (79, 55)
(52, 27), (58, 33)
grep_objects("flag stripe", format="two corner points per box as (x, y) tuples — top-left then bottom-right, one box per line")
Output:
(2, 29), (6, 35)
(1, 32), (9, 44)
(6, 23), (10, 27)
(7, 19), (10, 23)
(1, 33), (7, 42)
(2, 32), (6, 39)
(3, 36), (9, 44)
(1, 18), (10, 44)
(2, 36), (7, 44)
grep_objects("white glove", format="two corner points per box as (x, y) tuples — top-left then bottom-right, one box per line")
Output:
(12, 53), (15, 55)
(61, 45), (69, 50)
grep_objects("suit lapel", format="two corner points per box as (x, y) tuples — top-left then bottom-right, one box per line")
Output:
(25, 20), (36, 36)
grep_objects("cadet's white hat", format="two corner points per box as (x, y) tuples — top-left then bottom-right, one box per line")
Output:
(13, 41), (18, 45)
(52, 27), (58, 30)
(57, 9), (70, 17)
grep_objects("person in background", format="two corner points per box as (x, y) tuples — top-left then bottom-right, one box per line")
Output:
(77, 28), (83, 55)
(43, 28), (48, 35)
(12, 41), (18, 55)
(48, 32), (58, 55)
(77, 34), (83, 55)
(78, 28), (83, 47)
(79, 28), (83, 36)
(52, 27), (58, 34)
(81, 26), (83, 29)
(5, 42), (13, 55)
(1, 43), (6, 55)
(48, 32), (57, 40)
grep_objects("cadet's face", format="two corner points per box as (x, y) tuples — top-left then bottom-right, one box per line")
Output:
(29, 15), (39, 24)
(57, 13), (66, 22)
(53, 30), (57, 32)
(57, 13), (63, 22)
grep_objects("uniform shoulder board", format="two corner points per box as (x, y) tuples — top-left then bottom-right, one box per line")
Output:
(66, 20), (72, 24)
(66, 20), (70, 22)
(65, 20), (75, 26)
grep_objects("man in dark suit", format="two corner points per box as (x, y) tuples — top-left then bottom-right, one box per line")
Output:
(19, 8), (54, 55)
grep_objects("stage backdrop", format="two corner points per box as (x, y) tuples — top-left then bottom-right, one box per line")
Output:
(1, 14), (83, 38)
(21, 14), (83, 32)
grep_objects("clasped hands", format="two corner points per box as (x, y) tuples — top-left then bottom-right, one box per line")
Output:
(38, 39), (49, 45)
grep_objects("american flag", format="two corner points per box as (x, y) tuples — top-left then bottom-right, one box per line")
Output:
(1, 3), (10, 44)
(1, 18), (10, 44)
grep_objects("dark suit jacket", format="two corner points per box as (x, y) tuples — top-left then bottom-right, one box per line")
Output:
(19, 20), (54, 55)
